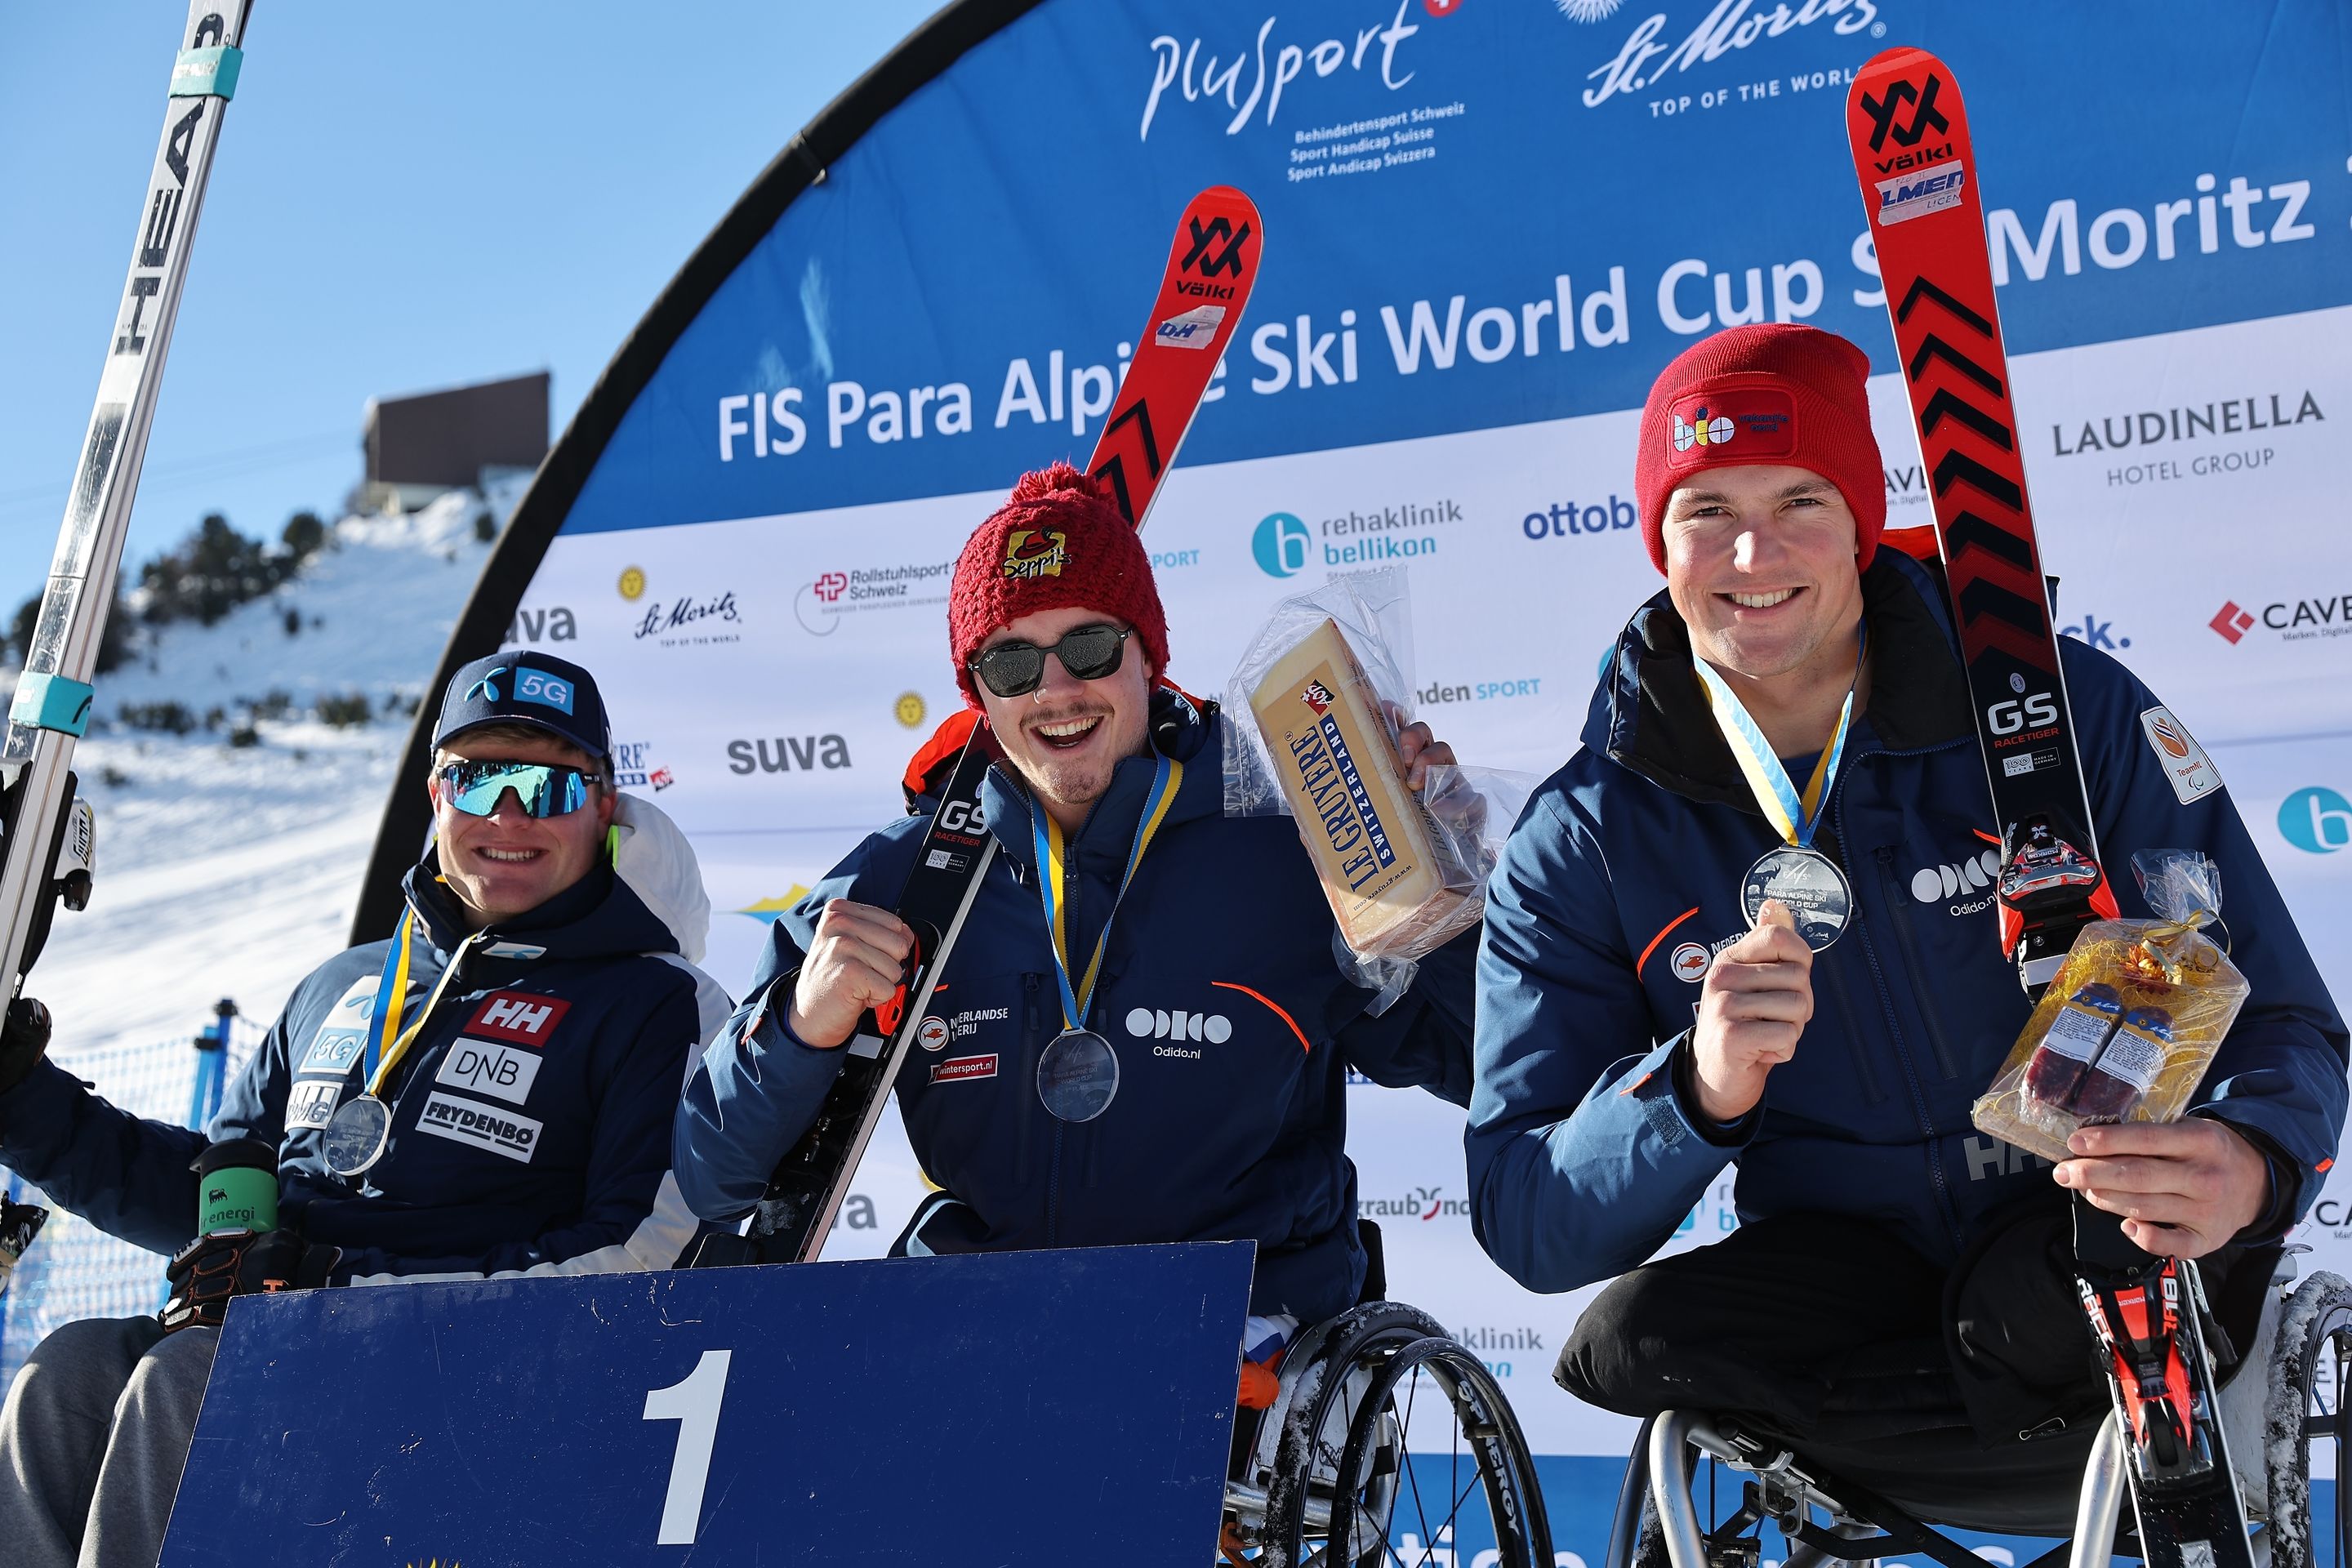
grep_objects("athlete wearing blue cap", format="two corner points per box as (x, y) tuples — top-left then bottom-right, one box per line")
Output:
(0, 650), (728, 1568)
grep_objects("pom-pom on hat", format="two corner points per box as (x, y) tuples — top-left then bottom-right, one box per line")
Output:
(947, 461), (1170, 706)
(1633, 323), (1886, 575)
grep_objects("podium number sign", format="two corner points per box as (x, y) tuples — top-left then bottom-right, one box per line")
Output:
(641, 1348), (731, 1546)
(159, 1245), (1253, 1566)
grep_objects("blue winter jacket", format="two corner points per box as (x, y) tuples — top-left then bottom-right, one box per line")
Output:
(1469, 550), (2347, 1294)
(674, 693), (1477, 1322)
(0, 854), (726, 1283)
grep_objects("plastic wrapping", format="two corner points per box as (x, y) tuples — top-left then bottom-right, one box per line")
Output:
(1223, 569), (1530, 988)
(1972, 850), (2249, 1165)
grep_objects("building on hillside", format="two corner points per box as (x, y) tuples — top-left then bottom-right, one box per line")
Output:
(361, 371), (549, 514)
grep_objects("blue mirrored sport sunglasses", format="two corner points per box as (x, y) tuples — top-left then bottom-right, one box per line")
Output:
(435, 760), (601, 819)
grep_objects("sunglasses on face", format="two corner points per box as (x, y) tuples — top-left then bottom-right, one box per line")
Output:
(435, 760), (601, 819)
(968, 622), (1133, 699)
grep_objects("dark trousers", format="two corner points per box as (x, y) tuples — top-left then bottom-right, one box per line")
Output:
(1557, 1205), (2274, 1531)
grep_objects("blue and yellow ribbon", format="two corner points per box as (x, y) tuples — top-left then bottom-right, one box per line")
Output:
(1691, 626), (1866, 851)
(1031, 755), (1183, 1031)
(354, 911), (484, 1097)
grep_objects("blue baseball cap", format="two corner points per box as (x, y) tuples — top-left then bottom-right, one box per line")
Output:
(433, 652), (611, 761)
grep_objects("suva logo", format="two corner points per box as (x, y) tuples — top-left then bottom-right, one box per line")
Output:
(2279, 787), (2352, 854)
(1253, 512), (1311, 577)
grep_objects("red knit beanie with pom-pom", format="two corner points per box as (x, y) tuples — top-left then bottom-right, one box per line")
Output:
(947, 461), (1170, 706)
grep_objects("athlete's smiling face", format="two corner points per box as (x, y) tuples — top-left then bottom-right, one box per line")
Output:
(976, 604), (1155, 832)
(1662, 464), (1864, 683)
(430, 727), (615, 929)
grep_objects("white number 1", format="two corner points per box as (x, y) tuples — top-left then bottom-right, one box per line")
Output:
(643, 1349), (732, 1545)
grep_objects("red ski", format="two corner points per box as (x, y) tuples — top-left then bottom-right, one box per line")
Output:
(1846, 53), (2247, 1568)
(711, 187), (1263, 1265)
(1844, 48), (2116, 992)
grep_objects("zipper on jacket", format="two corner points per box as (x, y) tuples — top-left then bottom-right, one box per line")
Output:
(1814, 960), (1886, 1106)
(1835, 768), (1966, 1251)
(1873, 847), (1961, 1080)
(1013, 974), (1041, 1187)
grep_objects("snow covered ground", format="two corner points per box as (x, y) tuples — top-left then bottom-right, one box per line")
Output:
(14, 483), (511, 1062)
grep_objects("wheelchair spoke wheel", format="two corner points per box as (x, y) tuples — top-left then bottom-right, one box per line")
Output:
(2265, 1272), (2352, 1568)
(1325, 1339), (1551, 1568)
(1243, 1305), (1552, 1568)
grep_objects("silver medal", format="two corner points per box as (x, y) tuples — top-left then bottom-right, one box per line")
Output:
(1740, 845), (1853, 952)
(1036, 1028), (1120, 1123)
(322, 1094), (394, 1177)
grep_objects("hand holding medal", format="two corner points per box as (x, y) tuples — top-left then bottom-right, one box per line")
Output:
(1690, 899), (1815, 1124)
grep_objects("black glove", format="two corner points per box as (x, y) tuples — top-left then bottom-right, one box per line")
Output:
(0, 997), (53, 1097)
(161, 1227), (341, 1333)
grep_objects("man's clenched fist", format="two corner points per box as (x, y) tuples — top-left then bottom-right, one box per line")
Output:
(1689, 900), (1814, 1123)
(788, 898), (916, 1049)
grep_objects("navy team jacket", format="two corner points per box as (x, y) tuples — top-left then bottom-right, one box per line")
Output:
(1468, 550), (2348, 1294)
(0, 856), (724, 1282)
(674, 693), (1477, 1323)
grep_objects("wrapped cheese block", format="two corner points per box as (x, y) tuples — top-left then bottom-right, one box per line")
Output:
(1246, 617), (1479, 960)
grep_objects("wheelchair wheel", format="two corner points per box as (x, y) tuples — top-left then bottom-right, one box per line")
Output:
(2265, 1271), (2352, 1568)
(1246, 1302), (1553, 1568)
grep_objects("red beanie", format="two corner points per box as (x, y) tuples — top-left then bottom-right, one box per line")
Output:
(947, 461), (1170, 706)
(1633, 323), (1885, 575)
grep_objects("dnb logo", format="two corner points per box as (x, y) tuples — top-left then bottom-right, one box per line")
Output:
(2280, 787), (2352, 855)
(1001, 528), (1067, 581)
(1253, 512), (1311, 577)
(466, 991), (571, 1047)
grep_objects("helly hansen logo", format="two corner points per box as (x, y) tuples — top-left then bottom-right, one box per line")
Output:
(466, 991), (571, 1046)
(1963, 1134), (2047, 1181)
(1181, 214), (1251, 278)
(1860, 74), (1948, 154)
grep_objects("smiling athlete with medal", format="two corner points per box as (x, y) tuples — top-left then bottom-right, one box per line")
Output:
(1466, 323), (2344, 1524)
(0, 651), (726, 1568)
(676, 462), (1479, 1330)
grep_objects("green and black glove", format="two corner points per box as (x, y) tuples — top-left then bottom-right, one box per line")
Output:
(161, 1228), (341, 1333)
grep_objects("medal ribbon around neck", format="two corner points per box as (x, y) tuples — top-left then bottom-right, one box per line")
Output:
(1693, 624), (1867, 852)
(354, 911), (485, 1098)
(1030, 755), (1183, 1031)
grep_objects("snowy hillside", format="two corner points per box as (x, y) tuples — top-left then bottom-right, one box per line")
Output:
(10, 485), (512, 1065)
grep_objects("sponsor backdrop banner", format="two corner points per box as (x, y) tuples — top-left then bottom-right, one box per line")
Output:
(487, 0), (2352, 1535)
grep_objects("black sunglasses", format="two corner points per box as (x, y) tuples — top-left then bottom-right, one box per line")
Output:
(969, 623), (1132, 698)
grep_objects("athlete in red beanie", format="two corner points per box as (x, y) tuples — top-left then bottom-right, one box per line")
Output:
(946, 461), (1170, 710)
(1633, 322), (1885, 575)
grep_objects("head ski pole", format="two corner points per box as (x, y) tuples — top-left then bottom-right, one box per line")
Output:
(0, 3), (255, 1003)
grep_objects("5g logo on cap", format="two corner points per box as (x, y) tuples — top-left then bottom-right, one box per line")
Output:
(515, 670), (576, 715)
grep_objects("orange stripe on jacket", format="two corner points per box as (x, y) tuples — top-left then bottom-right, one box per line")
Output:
(1211, 982), (1311, 1053)
(1635, 907), (1701, 982)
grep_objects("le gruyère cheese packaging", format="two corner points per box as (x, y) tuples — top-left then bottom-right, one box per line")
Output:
(1248, 617), (1472, 958)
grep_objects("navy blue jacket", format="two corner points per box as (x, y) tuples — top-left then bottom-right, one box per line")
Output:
(1469, 551), (2347, 1294)
(0, 855), (725, 1282)
(675, 694), (1476, 1322)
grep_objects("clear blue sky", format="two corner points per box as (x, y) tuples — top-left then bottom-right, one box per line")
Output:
(0, 1), (940, 600)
